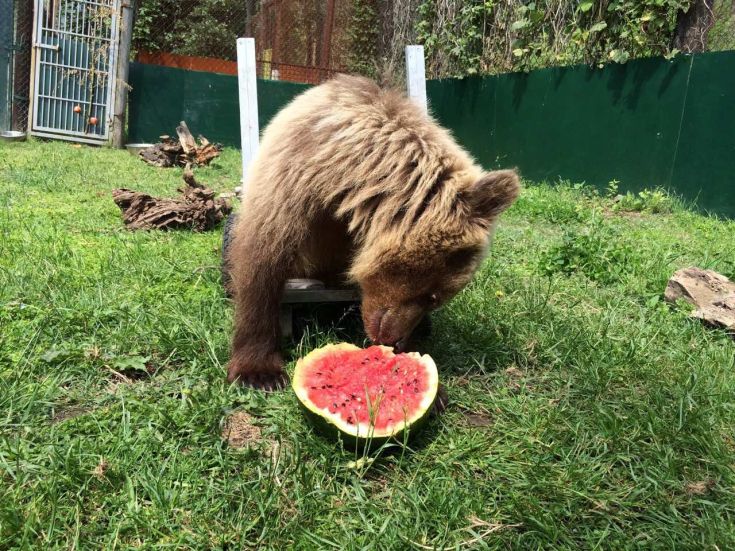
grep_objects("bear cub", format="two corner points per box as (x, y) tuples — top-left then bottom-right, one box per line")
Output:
(226, 75), (520, 389)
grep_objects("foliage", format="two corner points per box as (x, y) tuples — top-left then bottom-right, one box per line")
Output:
(708, 0), (735, 52)
(540, 209), (637, 284)
(415, 0), (693, 77)
(346, 0), (380, 77)
(612, 189), (677, 214)
(132, 0), (249, 60)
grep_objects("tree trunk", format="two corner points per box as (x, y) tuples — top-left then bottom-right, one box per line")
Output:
(245, 0), (258, 37)
(672, 0), (715, 53)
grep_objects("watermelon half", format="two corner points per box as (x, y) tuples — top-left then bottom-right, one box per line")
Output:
(292, 343), (439, 447)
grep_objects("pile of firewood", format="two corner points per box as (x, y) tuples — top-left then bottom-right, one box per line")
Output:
(139, 121), (221, 168)
(112, 169), (232, 232)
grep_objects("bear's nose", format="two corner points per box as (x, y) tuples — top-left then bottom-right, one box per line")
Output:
(393, 338), (407, 353)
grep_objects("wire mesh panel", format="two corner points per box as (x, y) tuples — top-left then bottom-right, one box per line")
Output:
(131, 0), (382, 85)
(1, 0), (12, 129)
(1, 0), (33, 131)
(31, 0), (119, 142)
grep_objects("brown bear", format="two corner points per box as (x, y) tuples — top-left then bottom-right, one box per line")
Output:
(227, 75), (519, 389)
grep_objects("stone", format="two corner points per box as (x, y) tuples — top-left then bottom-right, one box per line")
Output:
(665, 267), (735, 333)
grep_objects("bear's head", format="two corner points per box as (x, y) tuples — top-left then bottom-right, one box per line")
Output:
(351, 169), (520, 351)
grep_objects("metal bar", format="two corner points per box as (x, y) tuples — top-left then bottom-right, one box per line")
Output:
(52, 27), (59, 132)
(30, 0), (43, 131)
(35, 43), (60, 51)
(32, 59), (99, 74)
(35, 93), (107, 107)
(60, 3), (68, 132)
(103, 0), (121, 140)
(30, 129), (106, 143)
(73, 1), (80, 132)
(79, 0), (87, 132)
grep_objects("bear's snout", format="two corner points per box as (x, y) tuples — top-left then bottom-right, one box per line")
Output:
(364, 304), (423, 352)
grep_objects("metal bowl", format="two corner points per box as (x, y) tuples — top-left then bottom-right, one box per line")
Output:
(125, 143), (153, 155)
(0, 130), (27, 142)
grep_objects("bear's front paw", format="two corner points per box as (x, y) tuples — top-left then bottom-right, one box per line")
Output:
(227, 351), (289, 391)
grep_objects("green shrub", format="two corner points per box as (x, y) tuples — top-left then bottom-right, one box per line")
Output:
(540, 211), (635, 284)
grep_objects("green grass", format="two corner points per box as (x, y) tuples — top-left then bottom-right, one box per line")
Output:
(1, 139), (735, 549)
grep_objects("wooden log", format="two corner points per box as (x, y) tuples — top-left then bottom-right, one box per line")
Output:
(112, 170), (232, 231)
(176, 121), (197, 155)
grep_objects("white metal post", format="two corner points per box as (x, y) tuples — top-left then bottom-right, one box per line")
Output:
(405, 45), (427, 114)
(237, 37), (260, 187)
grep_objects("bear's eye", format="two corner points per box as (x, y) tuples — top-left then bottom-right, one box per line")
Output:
(428, 293), (439, 307)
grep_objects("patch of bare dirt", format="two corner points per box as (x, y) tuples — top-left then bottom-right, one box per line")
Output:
(601, 207), (648, 220)
(463, 412), (493, 428)
(51, 405), (89, 423)
(222, 410), (262, 448)
(505, 365), (525, 393)
(685, 479), (715, 496)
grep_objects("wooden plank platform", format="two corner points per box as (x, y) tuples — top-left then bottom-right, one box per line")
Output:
(282, 288), (359, 304)
(279, 280), (360, 337)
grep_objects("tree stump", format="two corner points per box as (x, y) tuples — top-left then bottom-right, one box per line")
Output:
(138, 121), (222, 168)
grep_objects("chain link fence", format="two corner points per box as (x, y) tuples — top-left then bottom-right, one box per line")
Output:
(131, 0), (401, 85)
(1, 0), (33, 131)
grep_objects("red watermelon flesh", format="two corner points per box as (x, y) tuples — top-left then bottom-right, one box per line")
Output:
(293, 343), (439, 440)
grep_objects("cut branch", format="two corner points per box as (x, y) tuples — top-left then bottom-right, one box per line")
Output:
(139, 121), (222, 168)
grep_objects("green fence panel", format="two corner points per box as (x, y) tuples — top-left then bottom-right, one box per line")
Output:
(428, 52), (734, 218)
(670, 51), (735, 217)
(127, 62), (309, 146)
(128, 53), (735, 217)
(494, 57), (690, 190)
(428, 56), (691, 193)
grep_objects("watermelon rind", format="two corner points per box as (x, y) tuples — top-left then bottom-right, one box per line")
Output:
(292, 343), (439, 447)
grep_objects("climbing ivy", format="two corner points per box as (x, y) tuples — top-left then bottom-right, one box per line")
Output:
(415, 0), (693, 77)
(346, 0), (380, 77)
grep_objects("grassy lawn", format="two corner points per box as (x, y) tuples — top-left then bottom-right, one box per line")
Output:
(1, 139), (735, 550)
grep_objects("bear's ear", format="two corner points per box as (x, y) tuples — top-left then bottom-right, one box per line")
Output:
(465, 169), (520, 222)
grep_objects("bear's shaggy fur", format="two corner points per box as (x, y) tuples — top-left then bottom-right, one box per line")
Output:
(227, 75), (519, 388)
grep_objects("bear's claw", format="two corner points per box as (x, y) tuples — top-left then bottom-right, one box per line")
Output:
(229, 369), (290, 391)
(227, 351), (289, 391)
